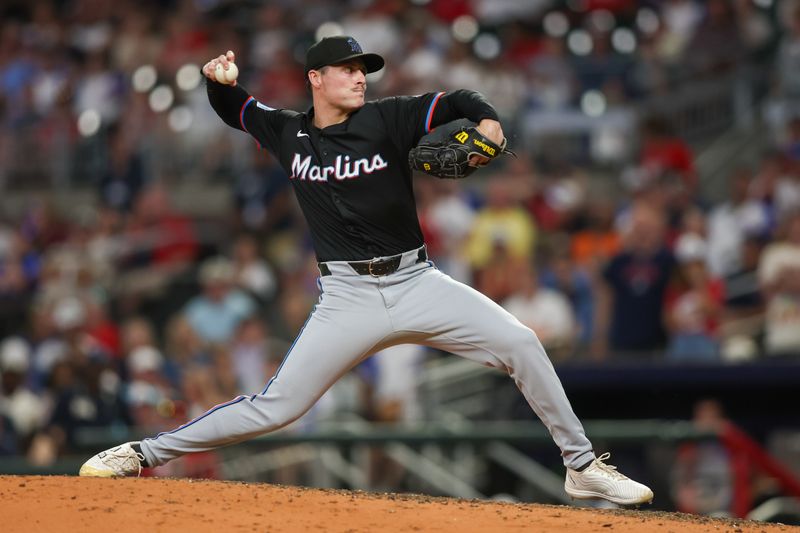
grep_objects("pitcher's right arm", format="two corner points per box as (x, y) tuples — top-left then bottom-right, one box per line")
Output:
(203, 50), (297, 153)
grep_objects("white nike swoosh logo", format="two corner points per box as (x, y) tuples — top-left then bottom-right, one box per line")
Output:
(297, 131), (309, 138)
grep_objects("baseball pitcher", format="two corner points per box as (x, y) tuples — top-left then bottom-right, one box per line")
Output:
(80, 36), (653, 506)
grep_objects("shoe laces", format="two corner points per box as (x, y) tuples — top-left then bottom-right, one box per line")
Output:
(106, 445), (145, 477)
(591, 452), (627, 481)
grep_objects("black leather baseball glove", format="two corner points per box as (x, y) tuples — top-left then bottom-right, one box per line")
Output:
(408, 126), (516, 179)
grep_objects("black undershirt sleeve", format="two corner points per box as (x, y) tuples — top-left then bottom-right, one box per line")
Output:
(429, 89), (499, 129)
(206, 77), (251, 131)
(377, 90), (502, 152)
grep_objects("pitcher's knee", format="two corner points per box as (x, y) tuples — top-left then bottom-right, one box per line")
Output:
(493, 326), (549, 368)
(497, 325), (543, 354)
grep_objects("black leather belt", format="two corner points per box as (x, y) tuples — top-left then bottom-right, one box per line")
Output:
(319, 248), (427, 277)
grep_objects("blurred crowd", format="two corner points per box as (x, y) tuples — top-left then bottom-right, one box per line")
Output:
(0, 0), (790, 190)
(1, 0), (800, 475)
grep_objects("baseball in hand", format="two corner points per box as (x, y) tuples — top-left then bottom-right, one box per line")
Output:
(215, 62), (238, 84)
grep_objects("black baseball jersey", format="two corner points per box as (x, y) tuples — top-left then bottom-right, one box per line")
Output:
(208, 80), (499, 262)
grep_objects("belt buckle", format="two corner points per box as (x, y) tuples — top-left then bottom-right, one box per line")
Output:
(368, 259), (381, 277)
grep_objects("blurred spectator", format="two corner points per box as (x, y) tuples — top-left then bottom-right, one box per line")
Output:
(210, 343), (242, 400)
(0, 337), (44, 443)
(657, 0), (704, 64)
(723, 235), (766, 314)
(19, 200), (68, 250)
(570, 197), (621, 274)
(465, 176), (536, 271)
(638, 116), (697, 198)
(180, 364), (231, 420)
(750, 152), (791, 227)
(775, 164), (800, 219)
(596, 204), (675, 357)
(120, 316), (177, 382)
(386, 26), (445, 96)
(525, 164), (588, 233)
(233, 152), (296, 234)
(120, 315), (155, 352)
(251, 46), (306, 111)
(630, 35), (669, 98)
(228, 317), (275, 395)
(115, 182), (198, 310)
(473, 238), (526, 303)
(526, 36), (575, 110)
(32, 295), (113, 376)
(720, 235), (765, 361)
(98, 125), (148, 212)
(370, 344), (425, 424)
(440, 41), (483, 95)
(0, 413), (17, 456)
(502, 261), (576, 358)
(276, 282), (317, 339)
(414, 178), (442, 261)
(249, 5), (292, 71)
(183, 256), (257, 344)
(82, 295), (120, 359)
(110, 6), (161, 73)
(231, 233), (277, 303)
(683, 0), (746, 78)
(122, 182), (198, 269)
(72, 50), (122, 125)
(85, 205), (124, 274)
(758, 211), (800, 356)
(707, 169), (770, 278)
(782, 116), (800, 162)
(165, 314), (209, 367)
(540, 241), (595, 350)
(44, 357), (130, 453)
(733, 0), (775, 57)
(479, 59), (527, 121)
(0, 227), (33, 339)
(776, 4), (800, 99)
(0, 225), (39, 294)
(125, 345), (179, 433)
(679, 205), (707, 242)
(417, 179), (475, 282)
(365, 343), (426, 490)
(340, 0), (402, 64)
(665, 234), (723, 362)
(28, 299), (63, 385)
(573, 31), (631, 103)
(502, 151), (538, 205)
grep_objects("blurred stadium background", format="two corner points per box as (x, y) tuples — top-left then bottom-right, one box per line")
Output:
(1, 0), (800, 524)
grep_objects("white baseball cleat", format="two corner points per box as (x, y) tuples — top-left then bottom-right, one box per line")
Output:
(565, 452), (654, 505)
(79, 442), (145, 477)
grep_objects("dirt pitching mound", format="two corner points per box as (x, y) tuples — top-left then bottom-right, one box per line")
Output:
(0, 476), (795, 532)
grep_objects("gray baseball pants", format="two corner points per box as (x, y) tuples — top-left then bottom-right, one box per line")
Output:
(140, 247), (595, 469)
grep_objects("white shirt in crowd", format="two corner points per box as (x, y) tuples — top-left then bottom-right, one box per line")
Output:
(502, 288), (576, 348)
(707, 200), (768, 277)
(758, 242), (800, 354)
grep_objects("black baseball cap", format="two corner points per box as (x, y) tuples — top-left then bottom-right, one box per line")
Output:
(304, 36), (384, 74)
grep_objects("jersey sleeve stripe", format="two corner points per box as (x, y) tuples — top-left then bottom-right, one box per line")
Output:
(424, 91), (445, 133)
(239, 96), (255, 132)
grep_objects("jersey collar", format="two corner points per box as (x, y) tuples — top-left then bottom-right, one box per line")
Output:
(305, 105), (363, 134)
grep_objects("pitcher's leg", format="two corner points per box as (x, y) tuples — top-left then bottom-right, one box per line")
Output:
(396, 268), (593, 469)
(141, 283), (391, 466)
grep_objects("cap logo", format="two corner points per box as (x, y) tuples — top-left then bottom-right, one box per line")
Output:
(346, 38), (362, 53)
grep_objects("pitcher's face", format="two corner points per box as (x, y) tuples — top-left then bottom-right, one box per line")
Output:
(312, 59), (367, 113)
